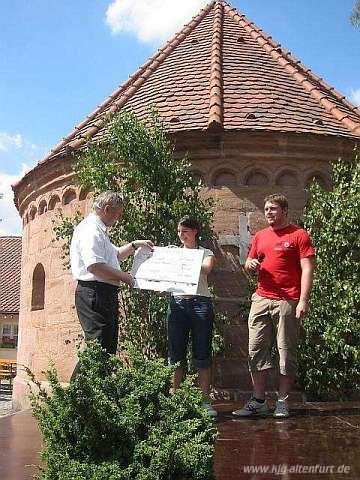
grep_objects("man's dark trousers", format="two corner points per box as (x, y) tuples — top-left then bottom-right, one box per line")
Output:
(71, 280), (119, 380)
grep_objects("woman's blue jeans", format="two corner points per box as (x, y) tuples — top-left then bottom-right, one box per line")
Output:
(167, 295), (214, 369)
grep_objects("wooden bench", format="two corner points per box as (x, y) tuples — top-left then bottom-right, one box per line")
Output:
(0, 360), (17, 390)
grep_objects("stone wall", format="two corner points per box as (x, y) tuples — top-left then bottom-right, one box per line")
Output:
(13, 170), (95, 408)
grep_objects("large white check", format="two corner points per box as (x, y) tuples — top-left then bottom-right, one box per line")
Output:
(131, 246), (204, 295)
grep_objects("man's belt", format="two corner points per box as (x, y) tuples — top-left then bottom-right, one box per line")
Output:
(77, 280), (119, 293)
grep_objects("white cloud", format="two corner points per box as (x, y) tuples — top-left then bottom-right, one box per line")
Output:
(349, 88), (360, 106)
(0, 164), (33, 236)
(0, 132), (47, 173)
(0, 132), (23, 152)
(105, 0), (209, 44)
(0, 132), (47, 236)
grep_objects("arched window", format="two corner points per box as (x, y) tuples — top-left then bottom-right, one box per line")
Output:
(245, 170), (269, 186)
(63, 189), (77, 205)
(276, 171), (298, 187)
(38, 199), (48, 215)
(189, 170), (204, 185)
(306, 172), (328, 190)
(48, 195), (60, 211)
(31, 263), (45, 311)
(79, 187), (92, 201)
(213, 170), (237, 187)
(29, 206), (37, 221)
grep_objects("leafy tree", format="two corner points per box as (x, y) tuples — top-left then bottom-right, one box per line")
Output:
(55, 110), (215, 359)
(351, 0), (360, 27)
(299, 151), (360, 399)
(29, 342), (217, 480)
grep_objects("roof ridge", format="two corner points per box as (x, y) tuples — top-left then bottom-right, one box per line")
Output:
(208, 0), (224, 130)
(223, 3), (360, 135)
(41, 1), (216, 162)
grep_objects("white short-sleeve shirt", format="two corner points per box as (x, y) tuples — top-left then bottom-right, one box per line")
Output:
(70, 213), (121, 285)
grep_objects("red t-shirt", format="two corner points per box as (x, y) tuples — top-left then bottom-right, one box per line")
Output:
(248, 224), (315, 300)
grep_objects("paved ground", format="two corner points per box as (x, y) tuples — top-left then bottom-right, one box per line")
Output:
(0, 384), (14, 417)
(0, 401), (359, 480)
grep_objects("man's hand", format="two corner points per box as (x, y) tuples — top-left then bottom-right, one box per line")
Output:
(245, 258), (261, 272)
(118, 240), (154, 260)
(121, 272), (135, 288)
(296, 299), (309, 319)
(133, 240), (154, 250)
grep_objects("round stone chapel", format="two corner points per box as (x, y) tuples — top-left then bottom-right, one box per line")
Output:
(12, 0), (360, 408)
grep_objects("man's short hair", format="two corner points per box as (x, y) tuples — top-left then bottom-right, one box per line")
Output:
(264, 193), (288, 211)
(93, 191), (123, 211)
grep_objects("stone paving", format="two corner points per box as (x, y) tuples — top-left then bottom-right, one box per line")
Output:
(0, 383), (15, 417)
(0, 401), (359, 480)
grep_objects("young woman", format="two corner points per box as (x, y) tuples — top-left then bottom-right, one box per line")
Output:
(167, 215), (217, 417)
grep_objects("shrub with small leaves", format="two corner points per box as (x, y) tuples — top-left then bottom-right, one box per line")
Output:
(299, 151), (360, 399)
(29, 342), (217, 480)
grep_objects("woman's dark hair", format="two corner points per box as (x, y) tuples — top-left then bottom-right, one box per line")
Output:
(178, 215), (201, 240)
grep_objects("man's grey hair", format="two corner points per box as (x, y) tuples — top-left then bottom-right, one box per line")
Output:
(93, 191), (123, 211)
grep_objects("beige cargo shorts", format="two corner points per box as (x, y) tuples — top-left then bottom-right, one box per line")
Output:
(248, 292), (300, 377)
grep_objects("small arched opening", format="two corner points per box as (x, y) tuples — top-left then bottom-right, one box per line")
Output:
(305, 172), (328, 190)
(213, 170), (237, 187)
(189, 170), (205, 185)
(31, 263), (45, 311)
(38, 199), (48, 215)
(276, 170), (298, 187)
(245, 170), (269, 186)
(79, 187), (92, 201)
(29, 206), (37, 221)
(48, 195), (61, 211)
(63, 189), (77, 206)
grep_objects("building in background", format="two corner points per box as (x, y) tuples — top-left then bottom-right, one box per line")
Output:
(0, 236), (21, 361)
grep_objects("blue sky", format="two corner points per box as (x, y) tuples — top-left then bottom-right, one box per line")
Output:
(1, 0), (359, 234)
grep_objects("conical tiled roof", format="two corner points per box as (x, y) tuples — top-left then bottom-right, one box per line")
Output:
(43, 0), (360, 163)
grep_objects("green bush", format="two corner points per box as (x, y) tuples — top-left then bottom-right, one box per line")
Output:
(299, 152), (360, 399)
(29, 342), (217, 480)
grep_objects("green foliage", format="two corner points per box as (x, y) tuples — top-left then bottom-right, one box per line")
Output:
(54, 110), (215, 360)
(76, 110), (213, 245)
(299, 152), (360, 399)
(351, 0), (360, 27)
(29, 342), (217, 480)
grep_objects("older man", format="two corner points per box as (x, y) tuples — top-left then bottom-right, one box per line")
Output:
(233, 193), (315, 418)
(70, 191), (153, 363)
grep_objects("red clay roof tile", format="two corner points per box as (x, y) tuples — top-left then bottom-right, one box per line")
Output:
(0, 236), (21, 314)
(32, 0), (360, 165)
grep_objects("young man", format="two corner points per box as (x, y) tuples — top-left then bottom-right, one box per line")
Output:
(233, 194), (315, 418)
(70, 191), (153, 377)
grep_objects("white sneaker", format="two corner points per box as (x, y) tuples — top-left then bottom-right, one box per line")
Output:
(203, 403), (218, 418)
(232, 397), (269, 417)
(273, 397), (289, 418)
